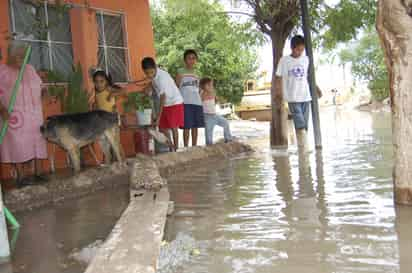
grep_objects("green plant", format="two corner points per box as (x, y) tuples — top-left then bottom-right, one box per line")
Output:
(64, 63), (89, 113)
(42, 65), (89, 113)
(45, 70), (65, 101)
(123, 92), (152, 113)
(152, 0), (262, 104)
(46, 84), (65, 100)
(338, 30), (389, 102)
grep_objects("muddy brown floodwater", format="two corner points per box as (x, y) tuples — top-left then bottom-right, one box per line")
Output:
(165, 108), (412, 273)
(8, 185), (129, 273)
(5, 108), (412, 273)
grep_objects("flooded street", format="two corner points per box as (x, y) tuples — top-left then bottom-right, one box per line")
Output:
(9, 186), (129, 273)
(5, 108), (412, 273)
(165, 108), (412, 273)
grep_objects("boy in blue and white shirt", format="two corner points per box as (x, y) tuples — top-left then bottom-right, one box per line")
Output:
(275, 35), (312, 151)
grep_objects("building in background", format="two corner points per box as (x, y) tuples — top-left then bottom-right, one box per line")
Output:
(0, 0), (155, 180)
(235, 71), (272, 121)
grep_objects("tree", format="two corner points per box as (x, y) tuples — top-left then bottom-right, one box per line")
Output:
(318, 0), (377, 50)
(316, 0), (389, 101)
(376, 0), (412, 205)
(338, 30), (389, 101)
(151, 0), (262, 104)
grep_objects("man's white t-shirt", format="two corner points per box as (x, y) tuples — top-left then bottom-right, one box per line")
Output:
(152, 68), (184, 106)
(276, 55), (312, 103)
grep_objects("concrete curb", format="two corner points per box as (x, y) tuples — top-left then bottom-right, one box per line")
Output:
(85, 188), (170, 273)
(83, 142), (252, 273)
(4, 142), (252, 213)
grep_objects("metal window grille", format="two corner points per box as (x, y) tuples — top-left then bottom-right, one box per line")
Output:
(9, 0), (74, 79)
(96, 11), (129, 83)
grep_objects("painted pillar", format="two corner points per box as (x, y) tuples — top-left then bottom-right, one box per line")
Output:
(0, 186), (10, 264)
(69, 7), (103, 164)
(70, 7), (99, 92)
(125, 0), (156, 80)
(0, 0), (10, 64)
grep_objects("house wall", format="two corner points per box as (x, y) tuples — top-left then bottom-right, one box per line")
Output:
(0, 0), (156, 181)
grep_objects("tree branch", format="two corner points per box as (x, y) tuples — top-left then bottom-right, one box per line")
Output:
(218, 11), (256, 17)
(244, 0), (272, 34)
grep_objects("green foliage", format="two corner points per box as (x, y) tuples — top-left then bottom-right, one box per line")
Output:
(64, 64), (89, 113)
(44, 64), (90, 113)
(310, 1), (389, 100)
(338, 31), (389, 101)
(123, 93), (152, 113)
(151, 0), (263, 104)
(46, 69), (66, 82)
(45, 70), (66, 101)
(316, 0), (377, 50)
(46, 85), (65, 99)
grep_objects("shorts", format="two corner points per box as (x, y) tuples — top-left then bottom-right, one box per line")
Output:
(182, 104), (205, 129)
(288, 102), (310, 130)
(159, 103), (184, 129)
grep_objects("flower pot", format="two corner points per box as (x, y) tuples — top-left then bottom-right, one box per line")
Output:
(136, 109), (152, 126)
(134, 129), (154, 155)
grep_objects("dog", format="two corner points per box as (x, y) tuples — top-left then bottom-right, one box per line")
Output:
(40, 110), (123, 172)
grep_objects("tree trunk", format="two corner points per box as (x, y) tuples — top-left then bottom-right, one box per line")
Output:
(376, 0), (412, 205)
(395, 206), (412, 270)
(270, 32), (288, 147)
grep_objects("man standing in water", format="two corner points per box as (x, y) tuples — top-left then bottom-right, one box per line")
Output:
(275, 35), (312, 152)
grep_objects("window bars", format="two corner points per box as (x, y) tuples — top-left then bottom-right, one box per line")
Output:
(96, 11), (129, 83)
(8, 1), (130, 83)
(9, 0), (74, 79)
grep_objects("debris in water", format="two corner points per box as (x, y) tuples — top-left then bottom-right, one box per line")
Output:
(69, 240), (103, 264)
(158, 233), (198, 273)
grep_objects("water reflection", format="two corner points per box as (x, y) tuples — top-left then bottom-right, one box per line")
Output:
(0, 262), (13, 273)
(395, 206), (412, 273)
(10, 186), (129, 273)
(166, 109), (404, 273)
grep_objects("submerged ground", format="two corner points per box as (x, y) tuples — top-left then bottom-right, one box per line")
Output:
(165, 108), (412, 273)
(7, 107), (412, 273)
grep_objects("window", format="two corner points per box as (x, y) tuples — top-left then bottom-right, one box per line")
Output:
(247, 81), (255, 91)
(96, 12), (129, 83)
(9, 0), (74, 78)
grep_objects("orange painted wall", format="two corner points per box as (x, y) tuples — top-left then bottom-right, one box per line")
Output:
(0, 0), (11, 64)
(68, 0), (156, 90)
(0, 0), (156, 180)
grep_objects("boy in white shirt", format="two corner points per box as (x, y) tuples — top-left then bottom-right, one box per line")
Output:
(141, 57), (184, 151)
(275, 35), (312, 151)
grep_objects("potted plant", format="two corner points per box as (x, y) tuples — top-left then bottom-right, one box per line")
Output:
(123, 92), (153, 126)
(63, 64), (89, 113)
(42, 64), (89, 114)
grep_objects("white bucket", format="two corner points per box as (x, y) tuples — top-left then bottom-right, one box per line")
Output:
(136, 109), (152, 126)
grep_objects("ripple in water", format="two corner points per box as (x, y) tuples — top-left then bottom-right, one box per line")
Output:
(165, 109), (411, 273)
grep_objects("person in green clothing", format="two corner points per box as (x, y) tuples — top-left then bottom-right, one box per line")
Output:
(175, 49), (205, 147)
